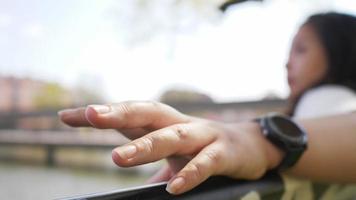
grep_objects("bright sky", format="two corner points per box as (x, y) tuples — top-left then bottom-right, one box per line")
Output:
(0, 0), (355, 102)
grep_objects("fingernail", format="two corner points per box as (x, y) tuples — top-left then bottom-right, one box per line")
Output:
(88, 105), (111, 114)
(115, 145), (137, 160)
(166, 177), (185, 194)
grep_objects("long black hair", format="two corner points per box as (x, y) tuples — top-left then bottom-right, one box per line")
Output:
(288, 12), (356, 116)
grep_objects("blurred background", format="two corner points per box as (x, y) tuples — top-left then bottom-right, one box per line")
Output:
(0, 0), (355, 199)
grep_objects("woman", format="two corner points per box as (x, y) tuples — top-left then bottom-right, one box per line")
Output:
(58, 12), (356, 196)
(284, 12), (356, 199)
(287, 12), (356, 118)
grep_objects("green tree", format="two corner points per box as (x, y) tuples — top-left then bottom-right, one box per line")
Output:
(33, 83), (70, 109)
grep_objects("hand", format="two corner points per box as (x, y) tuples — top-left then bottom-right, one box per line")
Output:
(59, 101), (283, 195)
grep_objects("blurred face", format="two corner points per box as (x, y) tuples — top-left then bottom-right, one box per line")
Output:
(286, 24), (328, 100)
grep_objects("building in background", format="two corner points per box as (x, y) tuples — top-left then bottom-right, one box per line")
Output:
(0, 76), (43, 112)
(0, 75), (104, 130)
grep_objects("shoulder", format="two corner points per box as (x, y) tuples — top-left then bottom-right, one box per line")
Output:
(294, 85), (356, 119)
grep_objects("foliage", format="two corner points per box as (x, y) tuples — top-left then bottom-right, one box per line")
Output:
(33, 83), (103, 109)
(33, 83), (70, 109)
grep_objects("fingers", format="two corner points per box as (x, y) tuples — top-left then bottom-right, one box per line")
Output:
(58, 106), (148, 138)
(83, 103), (155, 129)
(58, 106), (149, 138)
(112, 123), (217, 167)
(59, 101), (190, 131)
(166, 143), (225, 194)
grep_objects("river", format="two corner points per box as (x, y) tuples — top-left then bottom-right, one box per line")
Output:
(0, 162), (154, 200)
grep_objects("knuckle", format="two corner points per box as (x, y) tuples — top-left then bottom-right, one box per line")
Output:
(204, 149), (222, 164)
(116, 103), (132, 118)
(147, 100), (165, 115)
(112, 102), (136, 128)
(173, 124), (189, 140)
(139, 137), (155, 155)
(142, 100), (164, 113)
(146, 100), (162, 109)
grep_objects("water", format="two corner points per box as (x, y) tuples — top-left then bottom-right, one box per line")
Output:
(0, 162), (152, 200)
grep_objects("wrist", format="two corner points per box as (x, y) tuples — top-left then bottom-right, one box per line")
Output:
(250, 121), (285, 170)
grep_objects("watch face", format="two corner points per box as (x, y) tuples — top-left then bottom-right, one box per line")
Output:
(272, 116), (302, 138)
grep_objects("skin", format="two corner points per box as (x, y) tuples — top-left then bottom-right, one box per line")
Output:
(287, 24), (328, 100)
(59, 102), (356, 195)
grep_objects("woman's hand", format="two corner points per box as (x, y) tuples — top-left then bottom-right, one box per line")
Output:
(59, 101), (283, 195)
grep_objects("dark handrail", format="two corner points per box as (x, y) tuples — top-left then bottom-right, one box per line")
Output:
(59, 173), (284, 200)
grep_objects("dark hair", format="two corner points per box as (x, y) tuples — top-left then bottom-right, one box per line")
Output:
(306, 12), (356, 90)
(288, 12), (356, 116)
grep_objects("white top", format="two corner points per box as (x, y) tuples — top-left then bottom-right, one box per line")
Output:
(293, 85), (356, 119)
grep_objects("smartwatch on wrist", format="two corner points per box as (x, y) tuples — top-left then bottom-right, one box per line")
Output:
(255, 113), (308, 171)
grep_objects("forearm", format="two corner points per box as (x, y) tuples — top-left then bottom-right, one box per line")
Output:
(286, 113), (356, 183)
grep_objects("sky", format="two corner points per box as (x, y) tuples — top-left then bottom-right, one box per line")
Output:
(0, 0), (356, 102)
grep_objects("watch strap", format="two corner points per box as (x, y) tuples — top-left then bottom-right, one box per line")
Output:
(277, 148), (304, 171)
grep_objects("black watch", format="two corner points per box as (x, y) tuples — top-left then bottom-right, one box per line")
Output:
(255, 113), (308, 171)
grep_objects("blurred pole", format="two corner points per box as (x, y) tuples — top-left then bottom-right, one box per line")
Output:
(46, 146), (55, 167)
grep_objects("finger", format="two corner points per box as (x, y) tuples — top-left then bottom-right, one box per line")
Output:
(58, 107), (90, 127)
(166, 143), (225, 195)
(111, 123), (217, 167)
(59, 101), (191, 139)
(60, 101), (190, 131)
(59, 107), (149, 139)
(84, 101), (190, 130)
(146, 165), (173, 183)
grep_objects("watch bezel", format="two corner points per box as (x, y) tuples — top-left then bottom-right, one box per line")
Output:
(261, 113), (307, 148)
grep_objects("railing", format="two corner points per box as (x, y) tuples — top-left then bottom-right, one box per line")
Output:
(60, 173), (284, 200)
(0, 130), (127, 166)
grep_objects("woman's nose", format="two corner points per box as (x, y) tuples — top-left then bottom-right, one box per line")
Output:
(286, 60), (291, 70)
(286, 55), (294, 71)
